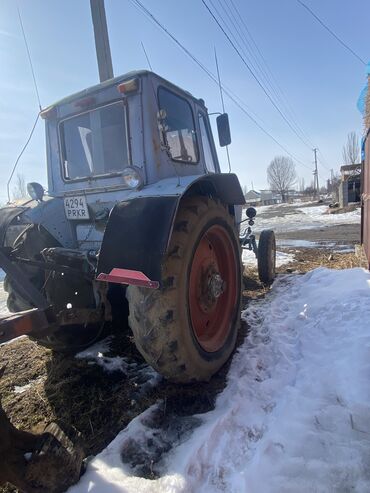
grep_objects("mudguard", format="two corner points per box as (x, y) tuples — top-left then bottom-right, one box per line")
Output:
(97, 173), (245, 284)
(97, 196), (178, 282)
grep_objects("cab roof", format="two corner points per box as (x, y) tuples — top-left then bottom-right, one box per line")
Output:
(43, 70), (205, 111)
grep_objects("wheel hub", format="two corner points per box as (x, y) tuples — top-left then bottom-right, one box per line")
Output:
(208, 272), (225, 300)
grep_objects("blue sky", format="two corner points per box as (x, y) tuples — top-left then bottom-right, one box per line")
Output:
(0, 0), (368, 202)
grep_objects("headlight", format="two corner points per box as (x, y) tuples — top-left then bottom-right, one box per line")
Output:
(122, 167), (144, 189)
(27, 182), (44, 201)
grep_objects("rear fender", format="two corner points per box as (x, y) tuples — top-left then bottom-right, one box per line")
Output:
(97, 173), (245, 284)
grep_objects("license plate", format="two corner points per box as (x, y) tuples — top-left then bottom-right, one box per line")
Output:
(64, 196), (90, 220)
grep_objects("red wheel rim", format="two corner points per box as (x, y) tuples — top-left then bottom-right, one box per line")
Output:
(188, 224), (238, 353)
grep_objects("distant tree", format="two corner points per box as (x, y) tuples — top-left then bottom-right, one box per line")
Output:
(267, 156), (296, 202)
(304, 186), (315, 196)
(12, 173), (27, 200)
(242, 185), (248, 197)
(342, 131), (360, 165)
(330, 173), (341, 202)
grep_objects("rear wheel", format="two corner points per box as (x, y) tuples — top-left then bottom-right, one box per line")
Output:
(257, 229), (276, 284)
(126, 196), (242, 382)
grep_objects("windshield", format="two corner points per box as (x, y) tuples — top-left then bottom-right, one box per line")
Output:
(60, 101), (129, 180)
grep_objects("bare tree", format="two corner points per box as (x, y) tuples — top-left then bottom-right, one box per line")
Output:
(342, 131), (360, 164)
(267, 156), (296, 202)
(12, 173), (27, 200)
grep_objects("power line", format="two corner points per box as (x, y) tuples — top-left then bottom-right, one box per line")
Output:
(214, 48), (231, 172)
(7, 113), (40, 203)
(226, 0), (317, 149)
(216, 0), (294, 125)
(17, 7), (42, 110)
(129, 0), (312, 170)
(296, 0), (366, 66)
(201, 0), (315, 151)
(317, 149), (331, 172)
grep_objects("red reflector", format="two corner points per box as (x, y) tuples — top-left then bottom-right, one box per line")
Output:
(97, 268), (159, 289)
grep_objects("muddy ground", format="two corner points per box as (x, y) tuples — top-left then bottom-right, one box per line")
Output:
(278, 223), (360, 243)
(0, 212), (366, 492)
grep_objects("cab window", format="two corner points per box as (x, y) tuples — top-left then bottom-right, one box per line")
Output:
(60, 101), (129, 180)
(198, 112), (216, 173)
(158, 87), (198, 163)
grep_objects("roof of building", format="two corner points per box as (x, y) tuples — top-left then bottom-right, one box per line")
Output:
(340, 163), (362, 173)
(244, 190), (261, 201)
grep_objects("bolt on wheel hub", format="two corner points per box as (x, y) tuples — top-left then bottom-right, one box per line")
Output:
(208, 272), (225, 300)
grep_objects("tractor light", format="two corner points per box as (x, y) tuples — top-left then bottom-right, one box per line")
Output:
(122, 167), (143, 190)
(27, 182), (44, 202)
(40, 106), (57, 120)
(117, 78), (139, 94)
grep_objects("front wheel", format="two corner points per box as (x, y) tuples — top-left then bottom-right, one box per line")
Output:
(257, 229), (276, 284)
(126, 197), (242, 382)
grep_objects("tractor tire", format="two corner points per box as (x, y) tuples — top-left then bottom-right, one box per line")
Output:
(126, 196), (242, 383)
(257, 229), (276, 284)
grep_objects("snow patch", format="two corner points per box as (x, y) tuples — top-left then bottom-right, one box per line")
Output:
(76, 337), (128, 373)
(252, 204), (360, 233)
(13, 376), (44, 394)
(76, 336), (161, 397)
(69, 268), (370, 492)
(242, 248), (294, 267)
(0, 279), (9, 316)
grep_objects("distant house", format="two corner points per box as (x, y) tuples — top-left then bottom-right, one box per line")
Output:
(339, 163), (362, 207)
(260, 190), (281, 205)
(244, 190), (261, 206)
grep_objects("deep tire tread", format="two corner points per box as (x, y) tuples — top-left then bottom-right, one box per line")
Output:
(126, 196), (242, 382)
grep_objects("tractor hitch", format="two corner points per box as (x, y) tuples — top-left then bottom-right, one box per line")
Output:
(0, 307), (56, 345)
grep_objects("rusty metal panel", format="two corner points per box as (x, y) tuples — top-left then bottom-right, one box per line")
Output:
(0, 309), (51, 344)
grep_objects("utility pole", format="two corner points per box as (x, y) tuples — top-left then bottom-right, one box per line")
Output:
(90, 0), (114, 82)
(313, 148), (319, 198)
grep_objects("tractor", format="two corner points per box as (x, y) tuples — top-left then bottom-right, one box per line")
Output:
(0, 70), (275, 383)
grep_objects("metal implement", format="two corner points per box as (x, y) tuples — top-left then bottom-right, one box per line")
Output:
(0, 248), (50, 310)
(97, 268), (159, 289)
(0, 308), (55, 344)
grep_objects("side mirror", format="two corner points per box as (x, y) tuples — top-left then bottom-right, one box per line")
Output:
(216, 113), (231, 147)
(27, 182), (44, 202)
